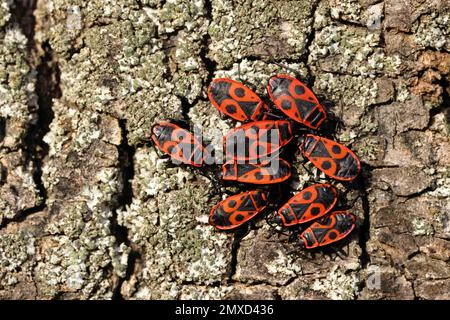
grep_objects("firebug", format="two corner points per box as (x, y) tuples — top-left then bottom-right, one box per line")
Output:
(277, 184), (338, 227)
(299, 134), (361, 181)
(151, 121), (209, 167)
(208, 78), (269, 122)
(299, 211), (356, 249)
(268, 74), (327, 130)
(209, 190), (268, 230)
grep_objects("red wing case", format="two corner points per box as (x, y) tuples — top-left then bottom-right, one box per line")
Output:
(224, 120), (293, 161)
(208, 78), (269, 122)
(209, 190), (268, 230)
(277, 184), (338, 226)
(151, 122), (208, 167)
(268, 74), (326, 130)
(222, 158), (291, 184)
(300, 211), (356, 249)
(299, 134), (361, 181)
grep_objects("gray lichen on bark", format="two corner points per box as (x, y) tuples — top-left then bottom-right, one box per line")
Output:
(0, 0), (449, 300)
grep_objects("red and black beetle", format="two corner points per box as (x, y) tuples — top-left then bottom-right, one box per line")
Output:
(151, 121), (209, 167)
(299, 211), (356, 249)
(223, 120), (293, 161)
(209, 190), (268, 230)
(268, 74), (327, 130)
(208, 78), (269, 122)
(222, 158), (291, 185)
(277, 183), (338, 227)
(299, 134), (361, 181)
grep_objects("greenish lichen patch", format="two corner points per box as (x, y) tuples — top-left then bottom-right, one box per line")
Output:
(208, 0), (315, 68)
(309, 24), (401, 77)
(328, 0), (367, 25)
(179, 285), (234, 299)
(214, 59), (308, 95)
(0, 231), (36, 278)
(311, 266), (359, 300)
(0, 151), (43, 225)
(414, 10), (449, 51)
(33, 104), (129, 298)
(315, 73), (378, 129)
(36, 0), (211, 145)
(0, 0), (40, 225)
(118, 148), (232, 299)
(0, 26), (37, 148)
(0, 0), (11, 28)
(412, 218), (435, 236)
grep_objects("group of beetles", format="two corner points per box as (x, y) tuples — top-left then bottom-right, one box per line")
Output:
(151, 73), (362, 251)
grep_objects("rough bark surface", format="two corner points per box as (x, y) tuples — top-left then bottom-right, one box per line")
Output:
(0, 0), (449, 299)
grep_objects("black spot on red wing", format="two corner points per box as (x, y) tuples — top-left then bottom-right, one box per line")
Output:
(303, 191), (312, 200)
(321, 161), (332, 170)
(332, 145), (341, 154)
(294, 85), (305, 95)
(281, 100), (292, 110)
(226, 104), (237, 114)
(328, 231), (337, 240)
(308, 97), (314, 101)
(311, 207), (321, 216)
(235, 87), (245, 97)
(176, 132), (185, 141)
(228, 200), (237, 208)
(235, 214), (245, 222)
